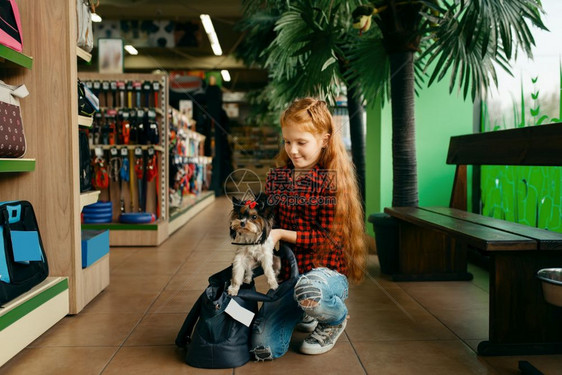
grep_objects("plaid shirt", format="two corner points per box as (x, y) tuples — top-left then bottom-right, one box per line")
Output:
(265, 164), (346, 279)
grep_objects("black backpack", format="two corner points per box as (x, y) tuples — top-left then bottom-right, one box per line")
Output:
(175, 243), (299, 368)
(0, 201), (49, 305)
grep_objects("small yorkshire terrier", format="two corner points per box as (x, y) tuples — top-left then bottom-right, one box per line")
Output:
(228, 195), (280, 296)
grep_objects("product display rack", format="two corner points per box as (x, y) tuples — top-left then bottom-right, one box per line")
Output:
(0, 1), (82, 365)
(78, 72), (170, 246)
(231, 125), (280, 181)
(0, 0), (110, 319)
(168, 106), (214, 235)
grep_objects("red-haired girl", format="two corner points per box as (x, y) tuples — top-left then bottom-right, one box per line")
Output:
(251, 97), (367, 359)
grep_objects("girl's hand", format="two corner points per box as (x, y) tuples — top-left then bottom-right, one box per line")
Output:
(269, 228), (297, 245)
(269, 228), (282, 245)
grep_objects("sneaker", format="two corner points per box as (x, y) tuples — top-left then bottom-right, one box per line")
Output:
(299, 318), (347, 355)
(295, 315), (318, 333)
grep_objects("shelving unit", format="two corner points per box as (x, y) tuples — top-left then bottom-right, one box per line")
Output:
(78, 72), (169, 246)
(168, 106), (214, 232)
(0, 8), (75, 368)
(231, 125), (280, 181)
(0, 0), (107, 317)
(168, 190), (214, 235)
(0, 2), (79, 366)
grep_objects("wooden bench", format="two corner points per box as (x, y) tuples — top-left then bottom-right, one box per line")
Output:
(383, 122), (562, 356)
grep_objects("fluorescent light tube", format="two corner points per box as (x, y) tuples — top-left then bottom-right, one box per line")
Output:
(200, 14), (214, 34)
(200, 14), (223, 56)
(221, 70), (231, 82)
(210, 42), (222, 56)
(124, 44), (138, 55)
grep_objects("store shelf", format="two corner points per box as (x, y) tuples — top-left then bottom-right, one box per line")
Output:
(78, 115), (93, 127)
(168, 191), (215, 235)
(0, 44), (33, 69)
(80, 190), (101, 211)
(0, 158), (36, 172)
(0, 277), (69, 366)
(76, 46), (92, 62)
(82, 219), (169, 246)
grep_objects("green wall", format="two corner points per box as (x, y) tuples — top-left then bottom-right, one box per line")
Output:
(365, 79), (472, 235)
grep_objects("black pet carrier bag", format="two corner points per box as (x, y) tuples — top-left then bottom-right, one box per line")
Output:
(175, 243), (299, 369)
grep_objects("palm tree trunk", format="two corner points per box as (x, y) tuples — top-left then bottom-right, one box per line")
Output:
(389, 51), (418, 207)
(346, 85), (366, 211)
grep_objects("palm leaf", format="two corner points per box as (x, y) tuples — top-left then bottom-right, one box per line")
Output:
(265, 0), (364, 105)
(345, 31), (390, 106)
(420, 0), (546, 100)
(235, 0), (289, 66)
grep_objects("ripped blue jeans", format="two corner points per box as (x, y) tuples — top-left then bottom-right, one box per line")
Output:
(250, 267), (349, 360)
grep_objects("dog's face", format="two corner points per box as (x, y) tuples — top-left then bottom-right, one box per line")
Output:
(230, 195), (274, 244)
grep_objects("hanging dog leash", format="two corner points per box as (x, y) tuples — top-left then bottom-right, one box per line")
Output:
(145, 148), (157, 182)
(134, 147), (144, 212)
(109, 147), (121, 183)
(145, 147), (158, 218)
(92, 151), (109, 190)
(128, 148), (136, 212)
(152, 80), (160, 108)
(119, 147), (130, 213)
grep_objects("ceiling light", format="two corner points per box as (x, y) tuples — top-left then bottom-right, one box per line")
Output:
(200, 14), (214, 34)
(200, 14), (222, 56)
(210, 42), (222, 56)
(91, 13), (102, 22)
(221, 70), (231, 82)
(124, 45), (138, 55)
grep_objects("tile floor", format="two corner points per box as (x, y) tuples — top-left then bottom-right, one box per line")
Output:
(2, 196), (562, 374)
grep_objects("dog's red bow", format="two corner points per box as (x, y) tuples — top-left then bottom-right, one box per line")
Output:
(244, 200), (257, 209)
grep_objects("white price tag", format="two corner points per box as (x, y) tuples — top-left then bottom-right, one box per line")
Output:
(224, 298), (255, 327)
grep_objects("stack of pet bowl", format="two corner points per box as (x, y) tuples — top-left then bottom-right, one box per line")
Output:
(119, 212), (156, 224)
(82, 201), (113, 223)
(536, 268), (562, 307)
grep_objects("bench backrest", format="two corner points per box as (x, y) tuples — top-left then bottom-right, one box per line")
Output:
(447, 122), (562, 166)
(445, 122), (562, 210)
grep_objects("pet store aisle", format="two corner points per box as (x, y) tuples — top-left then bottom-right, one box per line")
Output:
(1, 196), (561, 374)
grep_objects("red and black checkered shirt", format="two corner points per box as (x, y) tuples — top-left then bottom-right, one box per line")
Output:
(265, 164), (346, 279)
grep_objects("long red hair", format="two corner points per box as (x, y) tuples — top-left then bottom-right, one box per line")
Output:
(276, 98), (367, 283)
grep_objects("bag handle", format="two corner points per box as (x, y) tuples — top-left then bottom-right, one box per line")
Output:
(0, 80), (28, 99)
(235, 242), (299, 303)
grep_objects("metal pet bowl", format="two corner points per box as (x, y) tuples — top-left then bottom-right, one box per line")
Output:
(536, 268), (562, 307)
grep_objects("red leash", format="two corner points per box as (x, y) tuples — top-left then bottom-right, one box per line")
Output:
(92, 156), (109, 189)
